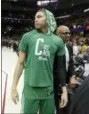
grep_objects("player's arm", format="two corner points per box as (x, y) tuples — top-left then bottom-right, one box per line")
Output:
(11, 33), (28, 104)
(11, 51), (26, 90)
(11, 51), (26, 104)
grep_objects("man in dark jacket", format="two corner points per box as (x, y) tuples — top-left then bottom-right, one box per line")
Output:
(69, 75), (89, 114)
(54, 25), (77, 114)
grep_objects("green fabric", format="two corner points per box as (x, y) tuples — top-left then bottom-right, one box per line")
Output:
(45, 9), (57, 34)
(19, 29), (65, 87)
(23, 98), (55, 114)
(22, 89), (55, 114)
(23, 84), (53, 99)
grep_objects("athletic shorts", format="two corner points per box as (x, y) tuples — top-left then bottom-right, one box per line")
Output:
(21, 84), (55, 114)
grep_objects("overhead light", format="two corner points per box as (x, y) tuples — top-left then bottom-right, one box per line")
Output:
(56, 15), (70, 19)
(4, 31), (7, 34)
(72, 4), (74, 6)
(6, 26), (12, 31)
(84, 8), (89, 12)
(37, 0), (57, 6)
(37, 0), (49, 6)
(13, 0), (18, 2)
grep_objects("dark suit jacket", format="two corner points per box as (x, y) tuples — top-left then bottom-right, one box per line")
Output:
(65, 44), (75, 83)
(53, 44), (74, 114)
(69, 76), (89, 114)
(53, 43), (75, 86)
(53, 43), (75, 114)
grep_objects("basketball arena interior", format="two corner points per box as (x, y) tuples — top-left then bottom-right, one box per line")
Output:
(1, 0), (89, 114)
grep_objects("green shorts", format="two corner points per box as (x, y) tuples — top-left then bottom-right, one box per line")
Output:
(21, 85), (55, 114)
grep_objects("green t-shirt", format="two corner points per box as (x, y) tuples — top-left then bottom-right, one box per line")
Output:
(19, 29), (65, 87)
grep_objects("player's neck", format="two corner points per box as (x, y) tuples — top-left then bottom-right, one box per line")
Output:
(41, 26), (49, 34)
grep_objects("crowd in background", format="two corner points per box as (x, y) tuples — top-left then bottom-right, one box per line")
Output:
(1, 27), (89, 114)
(68, 34), (89, 61)
(2, 33), (89, 60)
(61, 17), (89, 29)
(2, 37), (19, 52)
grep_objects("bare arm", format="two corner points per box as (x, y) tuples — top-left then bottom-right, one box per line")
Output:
(12, 51), (26, 90)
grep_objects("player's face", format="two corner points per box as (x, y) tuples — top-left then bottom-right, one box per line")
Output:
(35, 11), (47, 30)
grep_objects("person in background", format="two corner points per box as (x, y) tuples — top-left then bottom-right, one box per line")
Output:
(54, 25), (77, 114)
(81, 41), (88, 54)
(69, 75), (89, 114)
(73, 40), (79, 56)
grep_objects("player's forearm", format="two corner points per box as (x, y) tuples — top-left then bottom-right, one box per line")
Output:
(12, 60), (24, 90)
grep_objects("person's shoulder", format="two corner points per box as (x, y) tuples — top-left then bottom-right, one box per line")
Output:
(53, 34), (64, 47)
(23, 29), (36, 37)
(52, 34), (63, 42)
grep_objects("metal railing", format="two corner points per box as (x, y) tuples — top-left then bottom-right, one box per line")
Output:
(1, 70), (8, 114)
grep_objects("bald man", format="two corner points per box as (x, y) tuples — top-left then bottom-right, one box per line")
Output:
(54, 25), (77, 114)
(56, 25), (76, 83)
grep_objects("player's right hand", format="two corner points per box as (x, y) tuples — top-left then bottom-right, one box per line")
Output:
(11, 89), (19, 104)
